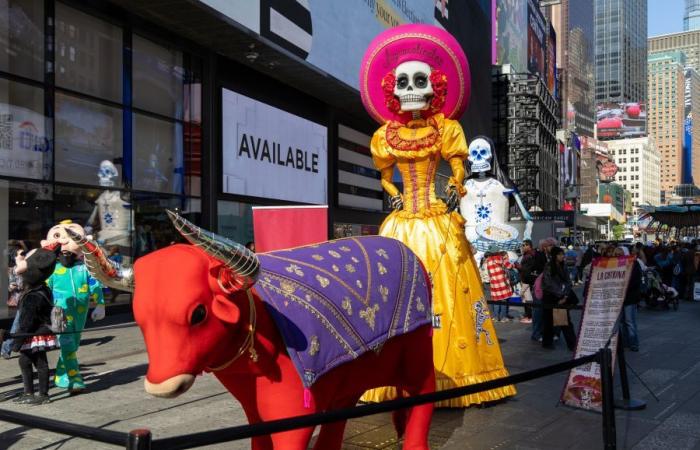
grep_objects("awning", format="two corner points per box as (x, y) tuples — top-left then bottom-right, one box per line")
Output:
(639, 204), (700, 236)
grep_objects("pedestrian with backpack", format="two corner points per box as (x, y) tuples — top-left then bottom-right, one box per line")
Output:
(10, 246), (60, 405)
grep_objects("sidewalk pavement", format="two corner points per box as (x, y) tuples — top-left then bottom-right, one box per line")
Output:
(0, 300), (698, 449)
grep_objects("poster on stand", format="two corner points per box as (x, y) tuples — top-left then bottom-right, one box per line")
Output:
(560, 256), (635, 412)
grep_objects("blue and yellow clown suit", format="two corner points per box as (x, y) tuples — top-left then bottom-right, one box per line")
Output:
(47, 260), (104, 390)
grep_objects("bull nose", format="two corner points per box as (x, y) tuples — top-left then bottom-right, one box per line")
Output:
(144, 374), (195, 398)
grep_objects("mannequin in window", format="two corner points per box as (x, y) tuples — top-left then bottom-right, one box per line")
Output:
(86, 160), (134, 264)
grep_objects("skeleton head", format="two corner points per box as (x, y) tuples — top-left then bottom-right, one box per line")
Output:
(98, 160), (119, 187)
(468, 138), (492, 173)
(394, 61), (433, 112)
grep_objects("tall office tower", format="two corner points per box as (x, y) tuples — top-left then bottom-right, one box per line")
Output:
(648, 51), (686, 204)
(594, 0), (648, 104)
(541, 0), (595, 136)
(685, 0), (700, 31)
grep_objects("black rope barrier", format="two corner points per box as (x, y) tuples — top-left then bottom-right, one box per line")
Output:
(0, 407), (129, 446)
(486, 300), (583, 310)
(150, 352), (600, 450)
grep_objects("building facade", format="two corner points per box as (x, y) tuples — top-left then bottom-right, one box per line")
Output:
(685, 0), (700, 31)
(594, 0), (648, 104)
(492, 69), (560, 211)
(0, 0), (494, 318)
(542, 0), (595, 137)
(606, 137), (661, 208)
(648, 50), (686, 203)
(649, 30), (700, 70)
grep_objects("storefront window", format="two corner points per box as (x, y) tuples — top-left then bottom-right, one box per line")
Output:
(133, 193), (200, 258)
(55, 92), (123, 186)
(133, 113), (183, 194)
(0, 78), (51, 179)
(217, 200), (254, 246)
(0, 0), (44, 81)
(133, 35), (184, 120)
(55, 3), (122, 102)
(0, 180), (54, 318)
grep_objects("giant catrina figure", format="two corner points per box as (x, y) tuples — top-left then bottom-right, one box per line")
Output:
(359, 24), (515, 407)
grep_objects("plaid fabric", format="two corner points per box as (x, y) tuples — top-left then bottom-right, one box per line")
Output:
(486, 255), (514, 301)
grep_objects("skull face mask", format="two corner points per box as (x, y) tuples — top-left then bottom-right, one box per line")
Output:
(98, 160), (119, 187)
(393, 61), (433, 112)
(468, 138), (493, 174)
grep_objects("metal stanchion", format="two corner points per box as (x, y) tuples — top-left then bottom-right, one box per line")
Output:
(614, 336), (646, 410)
(126, 429), (152, 450)
(600, 348), (617, 450)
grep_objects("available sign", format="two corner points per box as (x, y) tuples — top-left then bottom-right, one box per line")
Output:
(560, 256), (634, 412)
(221, 88), (327, 204)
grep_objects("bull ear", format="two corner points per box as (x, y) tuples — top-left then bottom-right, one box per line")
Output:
(212, 294), (241, 324)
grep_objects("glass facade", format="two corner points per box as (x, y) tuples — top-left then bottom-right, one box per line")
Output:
(0, 2), (202, 318)
(566, 0), (595, 137)
(685, 0), (700, 31)
(594, 0), (648, 104)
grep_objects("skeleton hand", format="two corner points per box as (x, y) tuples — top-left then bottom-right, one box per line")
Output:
(390, 194), (404, 211)
(445, 185), (460, 213)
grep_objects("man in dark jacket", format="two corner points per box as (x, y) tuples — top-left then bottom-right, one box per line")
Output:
(521, 238), (554, 341)
(619, 247), (642, 352)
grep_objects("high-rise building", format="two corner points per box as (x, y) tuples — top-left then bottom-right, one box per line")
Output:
(649, 30), (700, 70)
(649, 31), (700, 189)
(648, 51), (686, 203)
(685, 0), (700, 31)
(542, 0), (595, 137)
(594, 0), (648, 104)
(606, 137), (661, 208)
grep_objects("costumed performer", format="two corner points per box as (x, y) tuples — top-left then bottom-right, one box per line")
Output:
(359, 24), (515, 407)
(42, 220), (106, 392)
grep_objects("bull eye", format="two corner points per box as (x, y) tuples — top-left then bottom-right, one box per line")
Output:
(190, 305), (207, 326)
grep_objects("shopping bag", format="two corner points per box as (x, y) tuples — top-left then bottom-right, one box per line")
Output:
(694, 282), (700, 302)
(553, 308), (569, 326)
(521, 283), (533, 303)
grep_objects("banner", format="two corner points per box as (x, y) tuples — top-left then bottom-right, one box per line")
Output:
(561, 256), (635, 412)
(252, 205), (327, 252)
(222, 88), (328, 204)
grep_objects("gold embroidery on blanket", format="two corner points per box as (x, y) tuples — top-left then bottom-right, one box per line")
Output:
(359, 304), (380, 330)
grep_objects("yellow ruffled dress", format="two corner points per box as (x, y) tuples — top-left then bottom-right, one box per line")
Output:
(360, 114), (516, 407)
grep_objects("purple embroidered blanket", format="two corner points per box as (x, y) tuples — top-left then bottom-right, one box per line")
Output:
(256, 235), (431, 387)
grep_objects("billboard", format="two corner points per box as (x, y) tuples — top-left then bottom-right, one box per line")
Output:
(546, 24), (557, 97)
(527, 0), (546, 81)
(496, 0), (528, 73)
(596, 102), (647, 140)
(0, 105), (51, 180)
(221, 88), (328, 204)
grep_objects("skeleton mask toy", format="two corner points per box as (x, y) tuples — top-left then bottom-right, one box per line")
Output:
(393, 61), (433, 112)
(468, 138), (492, 174)
(98, 160), (119, 187)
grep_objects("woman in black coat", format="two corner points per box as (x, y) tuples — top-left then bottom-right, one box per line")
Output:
(541, 246), (577, 351)
(11, 247), (59, 405)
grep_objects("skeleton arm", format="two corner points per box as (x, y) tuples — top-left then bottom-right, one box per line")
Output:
(380, 166), (404, 210)
(501, 189), (533, 239)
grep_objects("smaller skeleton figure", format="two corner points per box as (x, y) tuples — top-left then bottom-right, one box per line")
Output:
(580, 388), (594, 409)
(473, 300), (493, 345)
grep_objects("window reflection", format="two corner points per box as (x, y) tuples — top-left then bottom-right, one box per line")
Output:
(217, 200), (254, 245)
(55, 3), (123, 102)
(133, 193), (200, 258)
(133, 35), (184, 119)
(55, 93), (123, 186)
(0, 79), (50, 179)
(133, 113), (183, 194)
(0, 0), (44, 81)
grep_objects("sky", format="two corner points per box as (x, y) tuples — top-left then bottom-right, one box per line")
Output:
(648, 0), (685, 37)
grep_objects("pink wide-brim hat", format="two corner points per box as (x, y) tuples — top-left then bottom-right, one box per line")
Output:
(359, 23), (471, 124)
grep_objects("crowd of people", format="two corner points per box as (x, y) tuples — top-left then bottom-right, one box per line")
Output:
(482, 237), (700, 354)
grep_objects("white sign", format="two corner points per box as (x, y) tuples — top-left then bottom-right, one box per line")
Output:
(561, 256), (634, 412)
(222, 88), (327, 204)
(0, 104), (51, 180)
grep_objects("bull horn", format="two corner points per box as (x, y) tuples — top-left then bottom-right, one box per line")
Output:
(64, 227), (135, 292)
(167, 210), (259, 291)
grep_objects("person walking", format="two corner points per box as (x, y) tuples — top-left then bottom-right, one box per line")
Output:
(616, 246), (641, 352)
(11, 247), (60, 405)
(541, 246), (577, 351)
(517, 239), (538, 324)
(485, 246), (514, 322)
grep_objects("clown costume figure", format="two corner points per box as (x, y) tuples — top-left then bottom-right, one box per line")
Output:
(42, 220), (106, 392)
(358, 24), (515, 407)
